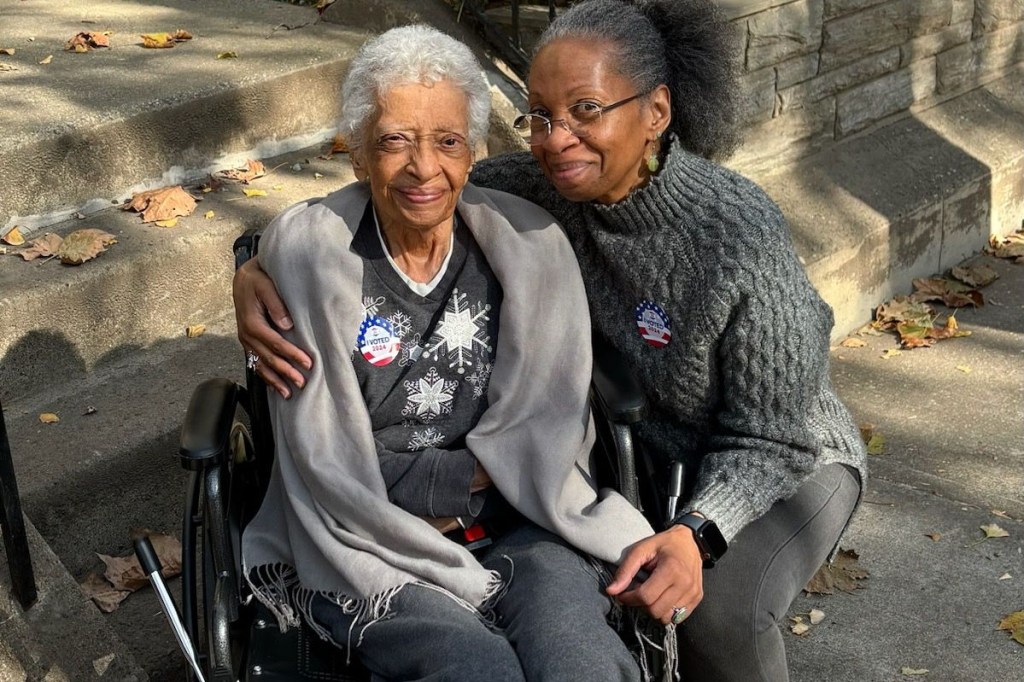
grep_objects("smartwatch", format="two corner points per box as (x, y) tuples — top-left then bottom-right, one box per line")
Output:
(674, 513), (728, 568)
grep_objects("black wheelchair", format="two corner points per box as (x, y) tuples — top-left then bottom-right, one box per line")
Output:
(167, 231), (671, 682)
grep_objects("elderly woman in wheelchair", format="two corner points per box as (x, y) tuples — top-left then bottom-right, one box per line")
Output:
(234, 25), (658, 682)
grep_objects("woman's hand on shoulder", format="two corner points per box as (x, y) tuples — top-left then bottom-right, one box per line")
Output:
(234, 258), (313, 398)
(606, 524), (705, 624)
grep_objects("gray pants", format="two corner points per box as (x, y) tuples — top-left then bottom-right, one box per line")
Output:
(677, 462), (861, 681)
(311, 523), (639, 682)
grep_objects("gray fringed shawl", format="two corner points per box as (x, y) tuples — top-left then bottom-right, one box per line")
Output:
(242, 181), (655, 630)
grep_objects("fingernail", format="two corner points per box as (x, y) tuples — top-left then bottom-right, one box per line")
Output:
(281, 316), (294, 329)
(279, 388), (291, 399)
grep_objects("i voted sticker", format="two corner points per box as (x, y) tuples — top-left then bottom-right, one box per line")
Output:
(635, 300), (672, 348)
(358, 316), (401, 366)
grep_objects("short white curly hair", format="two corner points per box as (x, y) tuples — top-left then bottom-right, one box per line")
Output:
(340, 25), (491, 150)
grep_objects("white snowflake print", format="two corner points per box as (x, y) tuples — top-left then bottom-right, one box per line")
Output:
(402, 367), (458, 421)
(424, 289), (492, 374)
(387, 310), (412, 339)
(408, 427), (445, 450)
(362, 295), (386, 319)
(399, 333), (424, 367)
(465, 362), (493, 399)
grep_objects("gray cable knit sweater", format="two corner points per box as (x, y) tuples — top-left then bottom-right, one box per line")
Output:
(471, 142), (867, 542)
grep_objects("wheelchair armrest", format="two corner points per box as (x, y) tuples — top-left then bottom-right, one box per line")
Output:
(179, 378), (240, 471)
(591, 335), (645, 425)
(233, 229), (261, 270)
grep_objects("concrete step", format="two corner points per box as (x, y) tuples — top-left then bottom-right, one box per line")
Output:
(1, 516), (148, 681)
(0, 0), (371, 234)
(3, 312), (244, 681)
(741, 67), (1024, 337)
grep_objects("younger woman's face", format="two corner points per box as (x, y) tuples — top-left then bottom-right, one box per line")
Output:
(527, 38), (670, 204)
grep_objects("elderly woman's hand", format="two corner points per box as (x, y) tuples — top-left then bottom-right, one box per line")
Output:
(234, 258), (313, 398)
(605, 524), (704, 625)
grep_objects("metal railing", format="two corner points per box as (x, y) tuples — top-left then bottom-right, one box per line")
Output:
(456, 1), (558, 80)
(0, 397), (37, 610)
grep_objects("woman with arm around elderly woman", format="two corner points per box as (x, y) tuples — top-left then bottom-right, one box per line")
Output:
(239, 1), (868, 680)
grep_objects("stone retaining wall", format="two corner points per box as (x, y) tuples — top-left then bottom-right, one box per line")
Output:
(725, 0), (1024, 173)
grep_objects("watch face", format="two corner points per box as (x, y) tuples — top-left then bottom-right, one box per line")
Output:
(699, 520), (728, 561)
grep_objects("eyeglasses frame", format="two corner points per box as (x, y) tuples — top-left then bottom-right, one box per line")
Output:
(513, 93), (645, 146)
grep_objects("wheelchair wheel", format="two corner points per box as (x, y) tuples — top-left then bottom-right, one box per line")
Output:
(197, 401), (263, 682)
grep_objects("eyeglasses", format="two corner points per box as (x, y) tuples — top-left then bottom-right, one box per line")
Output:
(513, 94), (643, 146)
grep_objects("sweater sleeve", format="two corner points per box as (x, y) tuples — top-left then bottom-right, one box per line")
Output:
(684, 245), (832, 542)
(375, 440), (479, 518)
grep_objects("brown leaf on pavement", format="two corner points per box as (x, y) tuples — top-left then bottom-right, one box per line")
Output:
(140, 32), (175, 48)
(97, 532), (182, 593)
(58, 228), (117, 265)
(997, 610), (1024, 646)
(980, 523), (1009, 539)
(172, 29), (193, 41)
(0, 48), (15, 55)
(875, 296), (933, 329)
(911, 278), (983, 308)
(804, 548), (868, 595)
(2, 226), (25, 246)
(65, 31), (111, 52)
(218, 159), (266, 184)
(186, 324), (206, 338)
(124, 185), (197, 222)
(839, 337), (866, 348)
(951, 262), (999, 288)
(987, 231), (1024, 260)
(39, 54), (53, 65)
(18, 233), (63, 261)
(925, 532), (941, 541)
(38, 412), (59, 424)
(900, 668), (929, 676)
(79, 572), (131, 613)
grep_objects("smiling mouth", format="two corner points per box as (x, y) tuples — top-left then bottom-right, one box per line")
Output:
(548, 161), (590, 184)
(396, 188), (446, 204)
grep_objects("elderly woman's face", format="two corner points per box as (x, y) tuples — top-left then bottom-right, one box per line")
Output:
(527, 38), (669, 204)
(355, 80), (473, 234)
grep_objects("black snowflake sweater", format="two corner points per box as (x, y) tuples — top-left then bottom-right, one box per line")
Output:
(349, 202), (502, 519)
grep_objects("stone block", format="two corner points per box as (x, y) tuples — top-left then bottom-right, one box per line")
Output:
(737, 65), (779, 125)
(951, 0), (976, 26)
(747, 0), (824, 70)
(836, 58), (936, 136)
(720, 0), (796, 21)
(973, 0), (1024, 35)
(940, 174), (993, 270)
(731, 96), (836, 174)
(780, 48), (899, 110)
(992, 156), (1024, 236)
(821, 0), (954, 72)
(900, 21), (973, 66)
(824, 0), (889, 21)
(776, 53), (822, 88)
(936, 26), (1024, 94)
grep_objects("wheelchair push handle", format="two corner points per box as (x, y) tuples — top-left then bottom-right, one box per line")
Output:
(134, 536), (208, 682)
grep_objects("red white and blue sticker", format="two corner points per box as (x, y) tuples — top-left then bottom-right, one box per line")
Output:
(635, 300), (672, 348)
(358, 316), (401, 367)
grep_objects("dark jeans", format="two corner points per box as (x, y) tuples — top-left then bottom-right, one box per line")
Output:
(677, 463), (861, 681)
(311, 523), (639, 682)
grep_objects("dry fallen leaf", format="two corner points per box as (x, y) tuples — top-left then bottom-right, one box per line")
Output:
(125, 185), (197, 222)
(998, 573), (1012, 581)
(58, 228), (117, 265)
(992, 510), (1011, 519)
(38, 412), (60, 424)
(0, 48), (15, 55)
(2, 226), (25, 246)
(79, 572), (131, 613)
(866, 433), (885, 456)
(808, 608), (825, 625)
(911, 277), (983, 308)
(93, 653), (116, 676)
(925, 532), (941, 541)
(804, 548), (868, 595)
(0, 63), (17, 72)
(980, 523), (1009, 539)
(65, 31), (111, 52)
(243, 188), (268, 198)
(141, 32), (174, 48)
(955, 365), (972, 373)
(18, 233), (63, 261)
(987, 232), (1024, 260)
(951, 262), (999, 288)
(154, 218), (178, 228)
(216, 51), (237, 59)
(881, 348), (902, 359)
(218, 159), (266, 184)
(186, 324), (206, 338)
(789, 617), (810, 636)
(204, 210), (215, 219)
(997, 610), (1024, 646)
(313, 172), (324, 180)
(97, 533), (182, 593)
(39, 54), (53, 64)
(900, 668), (929, 676)
(840, 337), (866, 348)
(173, 29), (193, 41)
